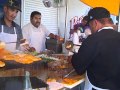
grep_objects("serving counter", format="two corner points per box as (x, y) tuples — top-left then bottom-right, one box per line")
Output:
(0, 54), (85, 90)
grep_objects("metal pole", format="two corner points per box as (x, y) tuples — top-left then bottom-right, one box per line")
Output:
(118, 7), (120, 32)
(64, 0), (68, 41)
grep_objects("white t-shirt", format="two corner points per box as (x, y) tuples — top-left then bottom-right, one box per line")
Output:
(22, 23), (50, 52)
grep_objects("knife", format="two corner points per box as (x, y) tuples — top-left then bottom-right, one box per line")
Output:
(64, 69), (75, 78)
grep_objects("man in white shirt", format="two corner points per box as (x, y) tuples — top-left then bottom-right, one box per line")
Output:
(22, 11), (62, 53)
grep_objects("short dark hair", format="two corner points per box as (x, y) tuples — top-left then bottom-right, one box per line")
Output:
(30, 11), (41, 19)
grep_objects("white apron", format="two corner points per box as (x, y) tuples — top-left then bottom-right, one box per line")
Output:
(29, 26), (46, 53)
(84, 72), (109, 90)
(0, 25), (17, 52)
(72, 31), (81, 53)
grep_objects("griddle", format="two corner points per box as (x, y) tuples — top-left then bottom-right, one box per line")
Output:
(0, 60), (46, 71)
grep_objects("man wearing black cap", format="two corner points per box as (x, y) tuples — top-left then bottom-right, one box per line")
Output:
(0, 0), (24, 52)
(71, 7), (120, 90)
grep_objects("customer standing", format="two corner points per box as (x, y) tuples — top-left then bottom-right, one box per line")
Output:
(74, 16), (91, 40)
(0, 0), (24, 52)
(71, 7), (120, 90)
(71, 16), (91, 53)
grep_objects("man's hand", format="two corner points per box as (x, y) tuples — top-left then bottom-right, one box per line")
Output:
(49, 33), (64, 42)
(20, 44), (30, 51)
(20, 39), (26, 44)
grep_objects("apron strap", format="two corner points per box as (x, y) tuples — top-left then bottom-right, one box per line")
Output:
(1, 25), (16, 34)
(14, 27), (17, 34)
(85, 72), (109, 90)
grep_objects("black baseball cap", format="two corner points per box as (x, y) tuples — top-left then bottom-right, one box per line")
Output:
(5, 0), (21, 11)
(87, 7), (110, 22)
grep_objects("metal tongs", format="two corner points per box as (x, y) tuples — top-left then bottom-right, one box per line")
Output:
(5, 39), (26, 44)
(64, 69), (75, 78)
(5, 42), (17, 44)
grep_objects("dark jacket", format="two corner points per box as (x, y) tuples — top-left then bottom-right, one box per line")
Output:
(72, 29), (120, 90)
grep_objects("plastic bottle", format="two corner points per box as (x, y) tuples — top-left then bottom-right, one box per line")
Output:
(24, 71), (32, 90)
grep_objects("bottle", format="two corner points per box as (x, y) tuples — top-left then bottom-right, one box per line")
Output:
(24, 71), (32, 90)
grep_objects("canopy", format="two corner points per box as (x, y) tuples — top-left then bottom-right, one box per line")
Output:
(80, 0), (119, 16)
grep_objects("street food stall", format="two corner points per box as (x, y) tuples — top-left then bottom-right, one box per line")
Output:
(0, 42), (84, 90)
